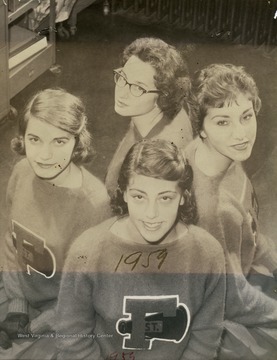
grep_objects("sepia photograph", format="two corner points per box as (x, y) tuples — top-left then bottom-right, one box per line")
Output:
(0, 0), (277, 359)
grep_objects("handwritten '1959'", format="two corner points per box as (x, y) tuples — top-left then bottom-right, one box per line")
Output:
(114, 249), (168, 272)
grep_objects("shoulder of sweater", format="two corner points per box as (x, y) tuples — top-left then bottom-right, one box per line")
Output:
(187, 224), (224, 257)
(186, 225), (226, 273)
(216, 190), (247, 218)
(217, 165), (250, 208)
(7, 158), (33, 192)
(64, 217), (117, 272)
(222, 162), (245, 184)
(163, 108), (191, 130)
(68, 217), (116, 255)
(199, 184), (249, 233)
(172, 107), (189, 120)
(154, 109), (193, 148)
(11, 158), (31, 177)
(183, 139), (220, 192)
(80, 167), (109, 200)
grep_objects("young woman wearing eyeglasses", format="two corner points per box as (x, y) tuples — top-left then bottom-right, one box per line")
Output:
(105, 37), (193, 196)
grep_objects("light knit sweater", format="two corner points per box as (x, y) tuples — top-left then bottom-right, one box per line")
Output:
(56, 217), (225, 360)
(3, 158), (111, 334)
(185, 138), (277, 325)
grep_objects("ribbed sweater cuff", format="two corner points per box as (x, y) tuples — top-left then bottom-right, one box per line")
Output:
(30, 309), (55, 334)
(8, 298), (28, 314)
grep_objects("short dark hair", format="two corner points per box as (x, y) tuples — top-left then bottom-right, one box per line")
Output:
(111, 139), (198, 225)
(188, 63), (261, 136)
(11, 88), (93, 164)
(122, 37), (190, 119)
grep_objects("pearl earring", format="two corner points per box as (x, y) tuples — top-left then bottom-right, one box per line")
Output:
(200, 130), (207, 139)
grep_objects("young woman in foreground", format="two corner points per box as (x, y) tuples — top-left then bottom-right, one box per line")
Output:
(56, 139), (225, 360)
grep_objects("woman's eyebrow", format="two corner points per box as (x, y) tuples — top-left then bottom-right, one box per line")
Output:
(53, 136), (70, 140)
(26, 133), (39, 137)
(242, 107), (254, 114)
(210, 115), (230, 120)
(210, 107), (254, 120)
(135, 80), (149, 87)
(129, 189), (177, 194)
(129, 188), (147, 194)
(158, 191), (177, 195)
(122, 70), (149, 87)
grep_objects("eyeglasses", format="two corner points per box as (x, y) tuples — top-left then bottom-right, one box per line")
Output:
(113, 68), (161, 97)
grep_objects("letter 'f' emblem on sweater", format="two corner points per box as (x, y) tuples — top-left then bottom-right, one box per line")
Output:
(11, 220), (56, 278)
(116, 295), (190, 350)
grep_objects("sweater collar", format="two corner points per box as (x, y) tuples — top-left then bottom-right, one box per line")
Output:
(132, 114), (169, 141)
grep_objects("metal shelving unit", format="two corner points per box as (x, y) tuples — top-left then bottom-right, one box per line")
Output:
(0, 0), (56, 120)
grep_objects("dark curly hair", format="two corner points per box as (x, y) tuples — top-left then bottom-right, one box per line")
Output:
(11, 88), (94, 165)
(111, 139), (198, 225)
(188, 63), (261, 137)
(122, 37), (190, 119)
